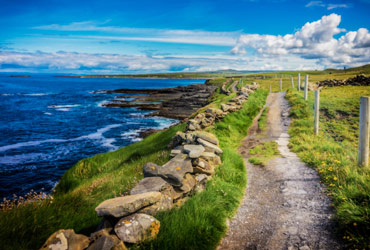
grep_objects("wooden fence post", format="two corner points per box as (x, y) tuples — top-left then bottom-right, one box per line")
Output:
(358, 96), (370, 167)
(297, 73), (301, 91)
(280, 78), (282, 91)
(269, 84), (272, 93)
(314, 90), (320, 135)
(304, 75), (308, 100)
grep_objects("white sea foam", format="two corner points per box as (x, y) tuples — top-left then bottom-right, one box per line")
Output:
(48, 104), (80, 109)
(0, 124), (122, 153)
(24, 93), (51, 96)
(44, 112), (53, 115)
(0, 139), (68, 153)
(97, 100), (109, 107)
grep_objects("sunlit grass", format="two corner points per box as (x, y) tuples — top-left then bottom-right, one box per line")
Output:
(285, 87), (370, 249)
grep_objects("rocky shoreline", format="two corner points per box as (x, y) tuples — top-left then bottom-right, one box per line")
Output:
(98, 83), (218, 120)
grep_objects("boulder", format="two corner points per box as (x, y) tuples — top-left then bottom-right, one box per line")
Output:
(187, 119), (201, 131)
(88, 229), (127, 250)
(184, 132), (196, 144)
(221, 103), (230, 112)
(193, 131), (219, 145)
(130, 177), (170, 195)
(197, 138), (223, 155)
(143, 163), (160, 177)
(183, 144), (205, 158)
(193, 159), (215, 176)
(178, 173), (196, 194)
(95, 192), (162, 218)
(200, 152), (222, 166)
(168, 131), (186, 148)
(194, 174), (208, 193)
(138, 192), (173, 215)
(40, 229), (89, 250)
(114, 213), (160, 244)
(144, 154), (193, 187)
(170, 149), (182, 157)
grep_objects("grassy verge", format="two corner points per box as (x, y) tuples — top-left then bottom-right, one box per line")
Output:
(248, 141), (280, 166)
(285, 88), (370, 249)
(139, 88), (268, 250)
(0, 123), (185, 250)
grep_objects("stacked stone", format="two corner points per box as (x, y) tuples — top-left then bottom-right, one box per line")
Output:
(40, 83), (259, 250)
(220, 79), (232, 95)
(186, 83), (259, 132)
(316, 74), (370, 88)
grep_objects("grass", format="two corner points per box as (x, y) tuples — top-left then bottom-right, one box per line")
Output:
(285, 87), (370, 249)
(139, 88), (268, 250)
(258, 107), (268, 133)
(248, 141), (280, 166)
(0, 76), (267, 250)
(0, 123), (185, 250)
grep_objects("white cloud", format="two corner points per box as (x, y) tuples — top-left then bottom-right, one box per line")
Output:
(33, 22), (239, 46)
(305, 1), (350, 9)
(327, 4), (350, 10)
(0, 50), (323, 74)
(305, 1), (326, 7)
(231, 14), (370, 67)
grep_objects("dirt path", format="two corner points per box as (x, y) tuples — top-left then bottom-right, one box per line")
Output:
(218, 93), (343, 250)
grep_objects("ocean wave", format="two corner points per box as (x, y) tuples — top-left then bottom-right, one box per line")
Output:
(0, 153), (48, 165)
(0, 124), (122, 153)
(24, 93), (51, 96)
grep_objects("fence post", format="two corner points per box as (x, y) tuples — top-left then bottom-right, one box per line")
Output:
(304, 75), (308, 100)
(314, 90), (320, 135)
(291, 76), (294, 88)
(297, 73), (301, 91)
(280, 78), (282, 91)
(358, 96), (370, 167)
(269, 84), (272, 93)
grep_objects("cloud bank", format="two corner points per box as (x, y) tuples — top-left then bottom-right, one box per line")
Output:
(231, 14), (370, 67)
(1, 14), (369, 73)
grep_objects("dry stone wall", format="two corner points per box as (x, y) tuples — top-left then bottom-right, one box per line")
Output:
(316, 74), (370, 88)
(40, 82), (260, 250)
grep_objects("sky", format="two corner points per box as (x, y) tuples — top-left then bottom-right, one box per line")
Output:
(0, 0), (369, 74)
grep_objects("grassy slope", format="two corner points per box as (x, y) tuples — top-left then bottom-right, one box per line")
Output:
(0, 123), (185, 250)
(0, 76), (267, 250)
(285, 87), (370, 249)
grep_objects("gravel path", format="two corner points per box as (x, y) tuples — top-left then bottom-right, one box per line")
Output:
(218, 92), (343, 250)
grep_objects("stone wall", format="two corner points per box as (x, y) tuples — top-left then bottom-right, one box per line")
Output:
(40, 82), (260, 250)
(316, 74), (370, 88)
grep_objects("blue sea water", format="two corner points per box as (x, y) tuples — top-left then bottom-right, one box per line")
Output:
(0, 75), (205, 199)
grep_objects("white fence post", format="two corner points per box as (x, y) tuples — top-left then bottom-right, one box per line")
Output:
(304, 75), (308, 100)
(314, 90), (320, 135)
(280, 78), (282, 91)
(297, 73), (301, 91)
(291, 76), (294, 88)
(358, 96), (370, 167)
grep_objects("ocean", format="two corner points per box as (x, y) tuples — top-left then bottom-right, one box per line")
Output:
(0, 74), (205, 199)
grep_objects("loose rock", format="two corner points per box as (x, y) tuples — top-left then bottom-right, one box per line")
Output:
(40, 229), (90, 250)
(183, 144), (205, 158)
(193, 131), (219, 145)
(88, 229), (127, 250)
(95, 192), (162, 218)
(130, 177), (170, 195)
(114, 213), (160, 244)
(197, 138), (223, 155)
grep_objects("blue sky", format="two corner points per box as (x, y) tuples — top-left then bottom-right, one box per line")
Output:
(0, 0), (369, 73)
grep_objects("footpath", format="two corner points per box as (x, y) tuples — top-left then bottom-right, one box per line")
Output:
(218, 92), (343, 250)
